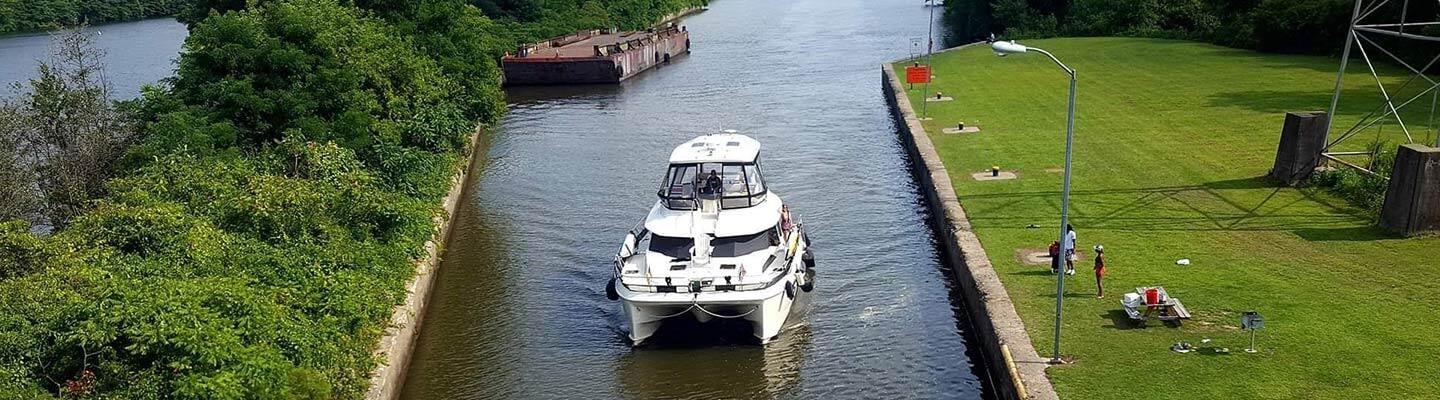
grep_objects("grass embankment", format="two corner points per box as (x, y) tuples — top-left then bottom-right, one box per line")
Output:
(899, 37), (1440, 399)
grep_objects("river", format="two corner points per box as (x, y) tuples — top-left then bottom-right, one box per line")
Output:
(399, 0), (989, 399)
(0, 18), (186, 99)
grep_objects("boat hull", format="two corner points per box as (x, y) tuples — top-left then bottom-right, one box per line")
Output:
(619, 279), (805, 345)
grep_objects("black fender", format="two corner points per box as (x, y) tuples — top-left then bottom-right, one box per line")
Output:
(605, 278), (619, 301)
(799, 269), (815, 292)
(785, 281), (796, 300)
(802, 250), (816, 270)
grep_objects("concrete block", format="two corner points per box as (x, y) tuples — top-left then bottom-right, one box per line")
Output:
(925, 96), (955, 102)
(1380, 144), (1440, 236)
(1268, 111), (1328, 184)
(943, 126), (981, 134)
(973, 171), (1017, 181)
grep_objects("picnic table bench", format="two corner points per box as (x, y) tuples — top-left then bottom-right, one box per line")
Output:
(1123, 286), (1192, 327)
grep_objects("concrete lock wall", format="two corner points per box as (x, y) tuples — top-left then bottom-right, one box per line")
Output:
(1268, 111), (1328, 184)
(1380, 144), (1440, 236)
(364, 126), (486, 400)
(882, 48), (1059, 400)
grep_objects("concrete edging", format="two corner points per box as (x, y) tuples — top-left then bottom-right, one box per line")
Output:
(364, 126), (486, 400)
(881, 46), (1059, 400)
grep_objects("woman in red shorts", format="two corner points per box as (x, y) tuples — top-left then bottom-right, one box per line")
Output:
(1093, 245), (1106, 298)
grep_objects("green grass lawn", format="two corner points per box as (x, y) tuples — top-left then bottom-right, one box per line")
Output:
(898, 37), (1440, 399)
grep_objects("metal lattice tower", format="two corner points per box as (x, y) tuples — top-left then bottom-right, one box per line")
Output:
(1324, 0), (1440, 174)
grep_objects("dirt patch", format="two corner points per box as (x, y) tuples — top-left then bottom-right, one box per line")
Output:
(1016, 248), (1050, 265)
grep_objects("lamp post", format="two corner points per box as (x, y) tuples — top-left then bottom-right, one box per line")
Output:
(920, 0), (937, 119)
(992, 40), (1077, 364)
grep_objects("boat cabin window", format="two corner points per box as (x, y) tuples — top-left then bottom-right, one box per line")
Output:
(711, 229), (779, 258)
(648, 235), (693, 259)
(658, 161), (767, 210)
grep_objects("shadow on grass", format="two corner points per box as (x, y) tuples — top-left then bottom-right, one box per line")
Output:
(1035, 292), (1093, 300)
(1205, 85), (1436, 119)
(1100, 310), (1142, 330)
(963, 176), (1375, 236)
(1292, 225), (1400, 241)
(1013, 269), (1059, 276)
(1203, 89), (1336, 114)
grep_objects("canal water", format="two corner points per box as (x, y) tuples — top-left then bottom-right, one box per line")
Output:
(0, 18), (186, 99)
(401, 0), (989, 399)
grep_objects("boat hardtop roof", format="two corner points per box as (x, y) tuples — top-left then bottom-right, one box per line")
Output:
(644, 192), (783, 238)
(669, 132), (761, 164)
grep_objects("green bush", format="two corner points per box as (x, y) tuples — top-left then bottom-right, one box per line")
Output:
(1308, 140), (1397, 217)
(2, 0), (703, 397)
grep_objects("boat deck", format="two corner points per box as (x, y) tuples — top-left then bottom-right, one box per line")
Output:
(515, 32), (648, 59)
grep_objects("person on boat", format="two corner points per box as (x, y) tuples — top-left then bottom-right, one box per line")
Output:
(780, 205), (794, 232)
(704, 170), (723, 197)
(1093, 244), (1106, 298)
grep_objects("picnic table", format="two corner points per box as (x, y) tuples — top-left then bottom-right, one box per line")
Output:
(1123, 286), (1191, 327)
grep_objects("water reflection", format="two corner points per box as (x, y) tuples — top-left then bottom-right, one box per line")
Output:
(619, 318), (811, 399)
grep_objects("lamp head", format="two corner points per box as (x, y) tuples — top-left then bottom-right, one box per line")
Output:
(991, 40), (1029, 56)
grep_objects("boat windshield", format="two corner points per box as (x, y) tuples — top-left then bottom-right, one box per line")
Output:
(658, 162), (766, 210)
(648, 235), (693, 259)
(711, 229), (778, 258)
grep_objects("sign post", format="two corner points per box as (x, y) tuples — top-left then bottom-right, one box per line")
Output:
(1241, 311), (1264, 353)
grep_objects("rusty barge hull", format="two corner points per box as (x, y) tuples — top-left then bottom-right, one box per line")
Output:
(501, 26), (690, 85)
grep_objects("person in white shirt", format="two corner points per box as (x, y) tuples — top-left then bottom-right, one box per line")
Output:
(1064, 224), (1077, 275)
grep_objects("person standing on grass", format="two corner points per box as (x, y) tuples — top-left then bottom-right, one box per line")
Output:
(1093, 245), (1106, 298)
(1048, 240), (1061, 274)
(1064, 224), (1077, 275)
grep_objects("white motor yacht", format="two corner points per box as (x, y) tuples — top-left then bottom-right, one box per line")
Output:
(606, 132), (815, 345)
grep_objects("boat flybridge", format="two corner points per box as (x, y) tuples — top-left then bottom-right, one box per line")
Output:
(606, 131), (815, 345)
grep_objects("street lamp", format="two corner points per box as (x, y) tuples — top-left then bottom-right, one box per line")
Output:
(992, 40), (1077, 365)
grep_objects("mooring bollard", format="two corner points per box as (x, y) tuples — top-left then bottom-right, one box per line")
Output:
(992, 166), (1000, 177)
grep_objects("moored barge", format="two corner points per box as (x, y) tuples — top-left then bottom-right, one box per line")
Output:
(501, 24), (690, 85)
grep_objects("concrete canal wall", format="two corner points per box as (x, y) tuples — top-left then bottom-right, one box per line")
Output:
(364, 126), (485, 400)
(881, 49), (1060, 400)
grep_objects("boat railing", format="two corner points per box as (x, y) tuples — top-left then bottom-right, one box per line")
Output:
(621, 253), (790, 294)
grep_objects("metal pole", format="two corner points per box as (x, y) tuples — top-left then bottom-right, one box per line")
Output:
(1050, 70), (1076, 364)
(1324, 0), (1367, 149)
(920, 0), (936, 119)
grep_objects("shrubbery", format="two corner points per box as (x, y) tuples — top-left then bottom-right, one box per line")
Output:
(1, 0), (703, 397)
(1308, 141), (1397, 217)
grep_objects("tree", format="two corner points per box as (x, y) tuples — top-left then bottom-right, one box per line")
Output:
(0, 108), (31, 223)
(0, 27), (138, 229)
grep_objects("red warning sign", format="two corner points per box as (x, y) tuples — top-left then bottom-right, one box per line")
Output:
(905, 65), (931, 84)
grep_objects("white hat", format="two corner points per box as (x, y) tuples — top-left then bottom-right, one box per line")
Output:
(1093, 244), (1104, 252)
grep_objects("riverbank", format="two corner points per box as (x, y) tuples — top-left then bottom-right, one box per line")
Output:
(882, 45), (1058, 400)
(894, 37), (1440, 398)
(0, 1), (183, 36)
(364, 125), (485, 400)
